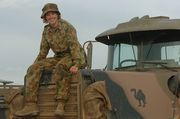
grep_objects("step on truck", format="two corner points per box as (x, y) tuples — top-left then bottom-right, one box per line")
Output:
(1, 15), (180, 119)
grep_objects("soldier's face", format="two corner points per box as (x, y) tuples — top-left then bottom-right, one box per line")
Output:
(45, 11), (59, 27)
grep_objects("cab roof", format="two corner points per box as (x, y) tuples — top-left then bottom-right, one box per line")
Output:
(95, 15), (180, 45)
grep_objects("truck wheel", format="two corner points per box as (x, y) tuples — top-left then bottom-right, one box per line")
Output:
(83, 81), (111, 119)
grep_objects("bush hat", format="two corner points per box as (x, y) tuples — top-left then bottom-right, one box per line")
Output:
(41, 3), (60, 18)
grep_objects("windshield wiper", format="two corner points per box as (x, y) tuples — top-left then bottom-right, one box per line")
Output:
(141, 61), (178, 72)
(114, 60), (178, 72)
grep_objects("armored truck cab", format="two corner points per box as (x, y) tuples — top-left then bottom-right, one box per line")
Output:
(82, 15), (180, 119)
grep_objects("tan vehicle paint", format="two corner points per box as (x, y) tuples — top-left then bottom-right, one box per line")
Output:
(107, 71), (179, 119)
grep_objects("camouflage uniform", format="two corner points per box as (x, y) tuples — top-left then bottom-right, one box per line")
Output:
(25, 19), (82, 103)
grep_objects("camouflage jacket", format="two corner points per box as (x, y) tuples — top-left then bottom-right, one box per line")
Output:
(35, 19), (82, 67)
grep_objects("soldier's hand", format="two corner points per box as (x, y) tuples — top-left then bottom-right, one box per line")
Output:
(69, 66), (78, 74)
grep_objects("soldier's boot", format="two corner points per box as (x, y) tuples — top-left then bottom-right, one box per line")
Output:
(14, 103), (39, 117)
(54, 102), (65, 116)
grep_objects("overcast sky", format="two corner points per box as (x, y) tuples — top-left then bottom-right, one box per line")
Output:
(0, 0), (180, 84)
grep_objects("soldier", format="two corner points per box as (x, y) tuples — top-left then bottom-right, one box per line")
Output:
(15, 3), (85, 117)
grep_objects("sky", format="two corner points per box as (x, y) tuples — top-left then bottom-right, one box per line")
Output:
(0, 0), (180, 84)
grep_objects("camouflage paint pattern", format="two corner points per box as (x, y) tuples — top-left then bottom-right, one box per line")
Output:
(25, 19), (85, 103)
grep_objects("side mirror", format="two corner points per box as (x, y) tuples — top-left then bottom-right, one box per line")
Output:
(168, 73), (180, 98)
(83, 41), (97, 69)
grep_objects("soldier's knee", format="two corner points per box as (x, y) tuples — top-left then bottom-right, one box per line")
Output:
(27, 63), (42, 73)
(55, 64), (66, 71)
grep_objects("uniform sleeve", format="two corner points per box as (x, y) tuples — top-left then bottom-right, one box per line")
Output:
(68, 28), (81, 67)
(34, 31), (50, 63)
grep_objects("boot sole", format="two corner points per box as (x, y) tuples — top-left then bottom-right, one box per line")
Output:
(29, 111), (39, 116)
(15, 111), (39, 117)
(54, 111), (65, 116)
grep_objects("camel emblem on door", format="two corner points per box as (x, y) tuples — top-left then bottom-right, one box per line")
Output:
(130, 88), (146, 107)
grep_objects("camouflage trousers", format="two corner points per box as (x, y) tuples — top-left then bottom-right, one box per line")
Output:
(25, 56), (73, 103)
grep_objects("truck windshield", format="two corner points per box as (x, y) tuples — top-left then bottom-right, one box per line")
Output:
(112, 41), (180, 70)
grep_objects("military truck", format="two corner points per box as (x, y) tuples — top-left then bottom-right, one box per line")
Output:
(1, 15), (180, 119)
(81, 15), (180, 119)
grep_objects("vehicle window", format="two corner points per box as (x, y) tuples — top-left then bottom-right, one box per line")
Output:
(161, 42), (180, 66)
(113, 44), (137, 69)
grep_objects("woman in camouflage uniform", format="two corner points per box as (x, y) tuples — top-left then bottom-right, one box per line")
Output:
(15, 3), (85, 117)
